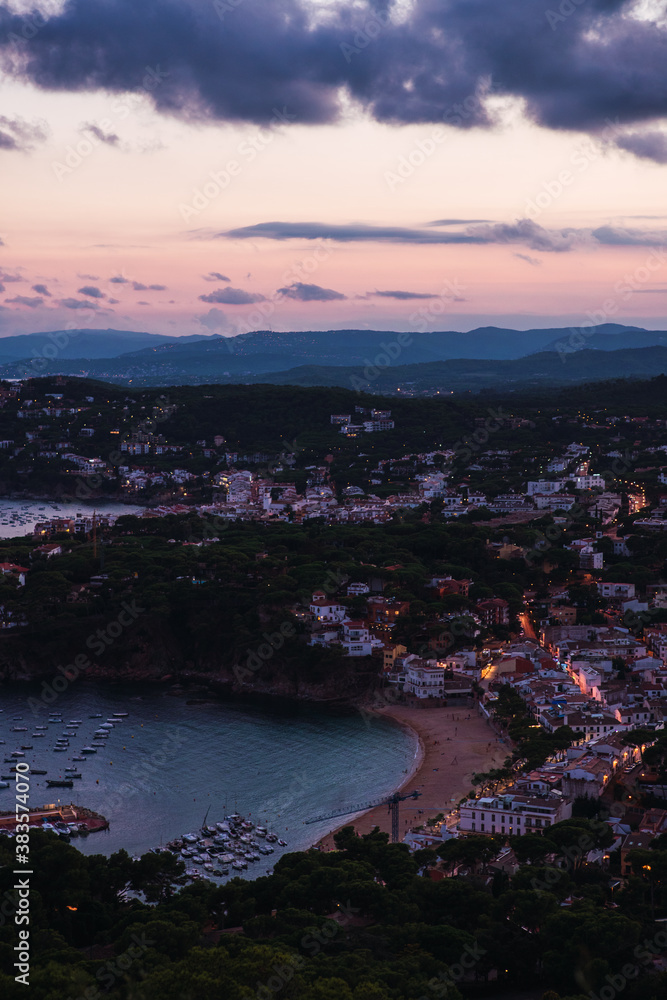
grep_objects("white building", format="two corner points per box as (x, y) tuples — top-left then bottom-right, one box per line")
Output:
(459, 794), (571, 836)
(403, 662), (446, 698)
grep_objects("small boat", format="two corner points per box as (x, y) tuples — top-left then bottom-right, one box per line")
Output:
(47, 779), (74, 788)
(72, 756), (85, 762)
(35, 726), (47, 730)
(0, 781), (9, 789)
(265, 833), (278, 843)
(183, 833), (199, 844)
(30, 769), (47, 776)
(68, 720), (82, 725)
(81, 747), (97, 754)
(91, 742), (106, 748)
(113, 712), (128, 717)
(204, 863), (215, 872)
(53, 747), (68, 753)
(89, 714), (103, 719)
(31, 734), (46, 738)
(191, 856), (203, 864)
(20, 745), (33, 750)
(11, 751), (25, 757)
(254, 826), (267, 837)
(278, 839), (287, 847)
(67, 823), (79, 836)
(64, 772), (82, 779)
(12, 727), (28, 732)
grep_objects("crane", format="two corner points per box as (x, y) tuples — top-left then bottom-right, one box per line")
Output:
(306, 790), (427, 843)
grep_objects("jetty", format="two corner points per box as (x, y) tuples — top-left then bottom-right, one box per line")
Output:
(0, 803), (109, 832)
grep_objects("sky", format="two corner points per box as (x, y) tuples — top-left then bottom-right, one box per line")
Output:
(1, 0), (667, 339)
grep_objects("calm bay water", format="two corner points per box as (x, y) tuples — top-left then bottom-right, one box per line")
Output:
(0, 499), (141, 539)
(0, 683), (418, 875)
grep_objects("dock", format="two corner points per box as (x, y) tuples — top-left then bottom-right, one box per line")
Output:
(0, 803), (109, 832)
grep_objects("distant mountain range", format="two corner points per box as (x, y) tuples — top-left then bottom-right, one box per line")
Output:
(2, 323), (667, 393)
(0, 328), (210, 363)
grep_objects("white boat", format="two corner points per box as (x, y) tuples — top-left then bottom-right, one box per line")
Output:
(81, 747), (97, 754)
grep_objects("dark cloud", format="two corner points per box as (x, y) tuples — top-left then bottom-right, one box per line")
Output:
(108, 297), (120, 304)
(199, 286), (266, 304)
(224, 218), (582, 251)
(0, 115), (48, 151)
(0, 283), (4, 293)
(0, 270), (23, 282)
(60, 297), (103, 310)
(31, 283), (51, 295)
(110, 275), (129, 283)
(131, 281), (167, 291)
(615, 130), (667, 165)
(369, 289), (438, 300)
(5, 295), (43, 307)
(78, 285), (106, 298)
(203, 271), (231, 282)
(277, 282), (346, 301)
(0, 1), (666, 137)
(81, 122), (120, 146)
(591, 225), (667, 247)
(224, 221), (486, 244)
(428, 219), (494, 226)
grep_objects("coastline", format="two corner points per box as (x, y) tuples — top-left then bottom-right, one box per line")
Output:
(315, 704), (508, 849)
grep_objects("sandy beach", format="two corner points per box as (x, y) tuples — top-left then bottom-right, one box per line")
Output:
(316, 705), (507, 848)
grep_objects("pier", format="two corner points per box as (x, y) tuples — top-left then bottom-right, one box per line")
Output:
(0, 803), (109, 832)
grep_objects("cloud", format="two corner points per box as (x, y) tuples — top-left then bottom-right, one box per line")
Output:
(109, 275), (129, 283)
(591, 225), (667, 247)
(32, 283), (52, 295)
(224, 218), (584, 252)
(78, 285), (106, 298)
(615, 130), (667, 164)
(0, 115), (48, 152)
(81, 122), (120, 146)
(1, 0), (667, 137)
(0, 270), (23, 282)
(277, 281), (346, 302)
(199, 286), (266, 304)
(197, 307), (227, 330)
(60, 297), (103, 310)
(429, 219), (494, 226)
(108, 297), (120, 304)
(203, 271), (231, 282)
(131, 281), (167, 291)
(0, 283), (3, 293)
(5, 295), (43, 307)
(368, 289), (438, 300)
(223, 221), (487, 244)
(78, 273), (99, 280)
(514, 253), (542, 266)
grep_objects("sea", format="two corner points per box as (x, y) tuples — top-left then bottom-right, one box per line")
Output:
(0, 499), (141, 538)
(0, 682), (418, 878)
